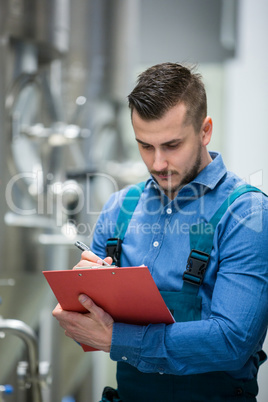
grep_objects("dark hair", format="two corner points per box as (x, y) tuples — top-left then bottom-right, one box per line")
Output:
(128, 62), (207, 133)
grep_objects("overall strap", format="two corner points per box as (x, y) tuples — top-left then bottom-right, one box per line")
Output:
(182, 184), (263, 291)
(106, 181), (146, 266)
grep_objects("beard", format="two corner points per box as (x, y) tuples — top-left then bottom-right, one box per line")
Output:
(150, 145), (203, 199)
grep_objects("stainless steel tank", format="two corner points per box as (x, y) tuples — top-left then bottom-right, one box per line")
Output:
(6, 0), (70, 61)
(0, 1), (142, 400)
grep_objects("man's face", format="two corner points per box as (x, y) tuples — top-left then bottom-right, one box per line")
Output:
(132, 103), (212, 199)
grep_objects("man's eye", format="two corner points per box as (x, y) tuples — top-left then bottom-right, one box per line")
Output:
(165, 143), (180, 149)
(141, 144), (153, 150)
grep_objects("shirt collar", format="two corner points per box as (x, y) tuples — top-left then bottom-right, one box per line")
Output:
(190, 151), (227, 190)
(145, 151), (227, 194)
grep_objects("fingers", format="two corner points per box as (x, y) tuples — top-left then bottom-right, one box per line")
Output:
(52, 303), (62, 317)
(103, 256), (113, 265)
(82, 251), (113, 266)
(81, 250), (100, 263)
(78, 294), (114, 326)
(53, 306), (81, 334)
(74, 250), (103, 269)
(73, 253), (113, 269)
(52, 304), (73, 322)
(52, 295), (114, 352)
(78, 294), (100, 318)
(78, 294), (94, 309)
(74, 260), (97, 268)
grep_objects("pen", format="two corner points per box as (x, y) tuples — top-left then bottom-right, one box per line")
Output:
(74, 241), (111, 267)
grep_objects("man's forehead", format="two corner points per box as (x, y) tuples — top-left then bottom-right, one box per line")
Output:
(132, 103), (193, 142)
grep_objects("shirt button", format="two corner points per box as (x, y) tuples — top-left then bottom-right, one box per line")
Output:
(121, 356), (127, 361)
(235, 387), (243, 396)
(166, 208), (172, 214)
(153, 241), (159, 247)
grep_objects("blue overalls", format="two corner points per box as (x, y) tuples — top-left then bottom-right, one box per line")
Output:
(101, 183), (266, 402)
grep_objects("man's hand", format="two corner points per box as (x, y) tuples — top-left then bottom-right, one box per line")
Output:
(52, 294), (114, 352)
(74, 250), (113, 268)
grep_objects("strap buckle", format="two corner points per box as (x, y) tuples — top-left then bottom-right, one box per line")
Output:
(183, 249), (210, 286)
(106, 238), (122, 266)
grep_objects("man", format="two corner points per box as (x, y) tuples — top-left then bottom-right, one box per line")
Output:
(53, 63), (268, 401)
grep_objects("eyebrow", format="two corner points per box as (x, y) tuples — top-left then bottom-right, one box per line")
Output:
(135, 138), (182, 146)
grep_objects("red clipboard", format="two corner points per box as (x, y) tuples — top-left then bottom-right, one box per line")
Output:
(43, 266), (174, 352)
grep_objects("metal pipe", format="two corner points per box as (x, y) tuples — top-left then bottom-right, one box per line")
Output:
(0, 318), (42, 402)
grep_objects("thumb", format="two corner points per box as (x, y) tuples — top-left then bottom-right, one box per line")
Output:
(104, 256), (113, 265)
(78, 294), (94, 311)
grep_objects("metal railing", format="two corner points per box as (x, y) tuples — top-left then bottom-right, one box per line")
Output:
(0, 318), (50, 402)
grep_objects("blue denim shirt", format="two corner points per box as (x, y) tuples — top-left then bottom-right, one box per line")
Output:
(91, 152), (268, 380)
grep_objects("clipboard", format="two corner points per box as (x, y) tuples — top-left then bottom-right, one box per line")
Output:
(43, 266), (175, 352)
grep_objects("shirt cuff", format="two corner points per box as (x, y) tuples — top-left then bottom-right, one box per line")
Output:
(110, 323), (145, 367)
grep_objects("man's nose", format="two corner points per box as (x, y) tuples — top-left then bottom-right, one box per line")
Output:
(153, 149), (168, 172)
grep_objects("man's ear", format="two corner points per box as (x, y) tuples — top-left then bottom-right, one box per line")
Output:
(201, 116), (213, 146)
